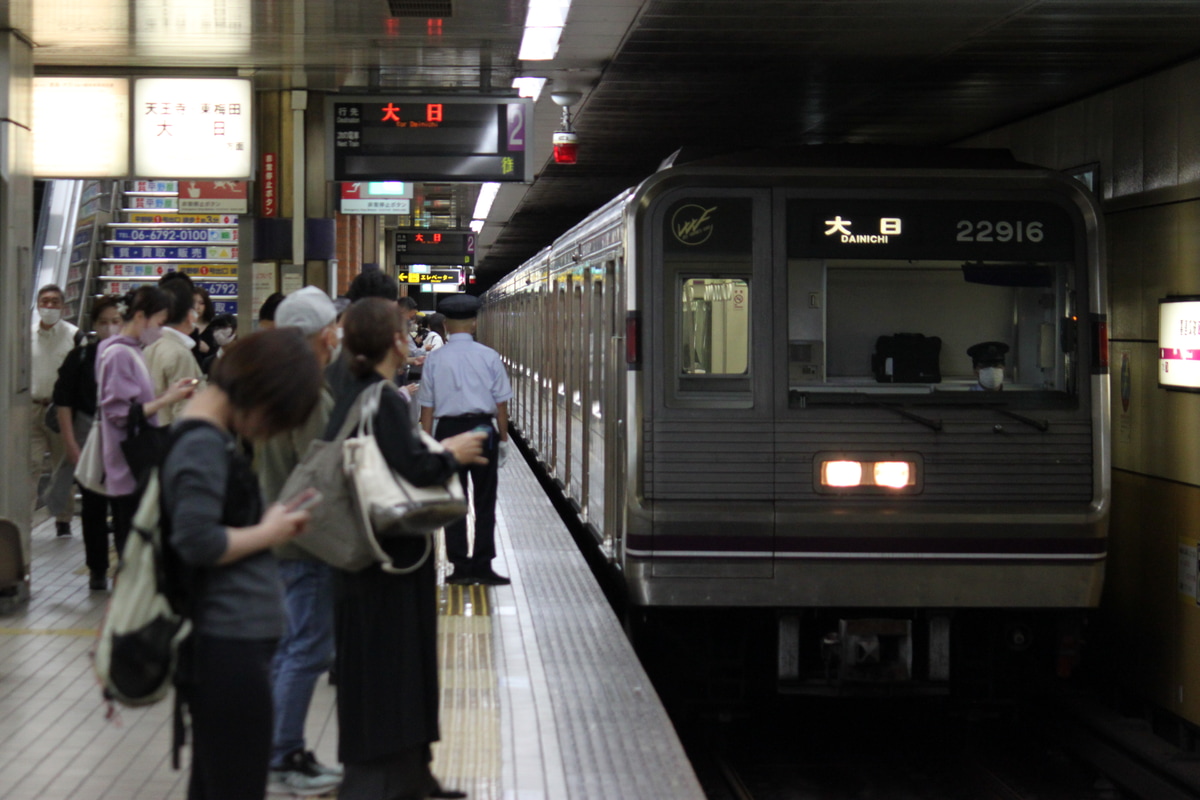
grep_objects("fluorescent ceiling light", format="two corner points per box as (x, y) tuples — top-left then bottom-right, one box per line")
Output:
(520, 0), (571, 61)
(472, 182), (501, 221)
(469, 220), (485, 233)
(519, 27), (563, 61)
(512, 77), (548, 101)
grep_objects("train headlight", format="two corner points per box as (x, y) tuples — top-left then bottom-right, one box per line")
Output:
(873, 461), (911, 489)
(816, 454), (921, 493)
(822, 460), (863, 487)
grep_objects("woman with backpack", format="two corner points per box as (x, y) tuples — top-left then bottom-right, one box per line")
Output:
(53, 295), (124, 591)
(161, 327), (322, 800)
(326, 298), (485, 800)
(92, 286), (198, 557)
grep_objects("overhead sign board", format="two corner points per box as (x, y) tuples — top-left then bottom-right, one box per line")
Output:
(399, 269), (461, 284)
(328, 96), (533, 183)
(394, 230), (475, 266)
(33, 77), (130, 177)
(341, 183), (411, 215)
(133, 77), (253, 178)
(1160, 296), (1200, 392)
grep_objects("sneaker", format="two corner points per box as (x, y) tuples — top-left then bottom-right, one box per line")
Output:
(267, 750), (342, 796)
(474, 567), (511, 586)
(56, 521), (72, 537)
(301, 750), (343, 778)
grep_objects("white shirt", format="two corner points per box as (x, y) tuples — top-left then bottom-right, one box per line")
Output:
(31, 318), (79, 401)
(423, 331), (445, 352)
(162, 326), (197, 350)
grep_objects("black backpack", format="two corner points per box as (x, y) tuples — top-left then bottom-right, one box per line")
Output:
(872, 333), (942, 383)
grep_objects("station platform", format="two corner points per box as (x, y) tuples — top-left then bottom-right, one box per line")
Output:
(0, 450), (704, 799)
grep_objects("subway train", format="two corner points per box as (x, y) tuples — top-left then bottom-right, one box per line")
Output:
(479, 147), (1109, 695)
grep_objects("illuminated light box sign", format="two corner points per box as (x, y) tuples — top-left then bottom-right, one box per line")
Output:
(394, 231), (475, 266)
(1159, 296), (1200, 391)
(113, 228), (237, 243)
(328, 96), (533, 183)
(33, 77), (129, 177)
(134, 78), (253, 178)
(178, 180), (249, 212)
(341, 182), (411, 215)
(399, 269), (461, 284)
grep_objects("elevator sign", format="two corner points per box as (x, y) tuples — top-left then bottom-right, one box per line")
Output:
(328, 96), (533, 183)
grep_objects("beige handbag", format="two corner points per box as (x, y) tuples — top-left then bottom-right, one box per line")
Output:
(284, 380), (467, 575)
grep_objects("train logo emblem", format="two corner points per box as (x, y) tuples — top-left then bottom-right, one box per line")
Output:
(672, 204), (717, 246)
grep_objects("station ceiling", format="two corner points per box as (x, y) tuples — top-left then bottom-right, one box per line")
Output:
(27, 0), (1200, 288)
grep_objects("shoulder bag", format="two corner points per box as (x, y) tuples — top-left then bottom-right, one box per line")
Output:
(282, 380), (467, 575)
(75, 344), (123, 495)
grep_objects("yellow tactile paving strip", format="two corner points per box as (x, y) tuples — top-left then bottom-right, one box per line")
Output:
(434, 584), (502, 800)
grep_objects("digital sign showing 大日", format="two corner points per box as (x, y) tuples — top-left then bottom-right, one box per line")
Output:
(328, 96), (533, 183)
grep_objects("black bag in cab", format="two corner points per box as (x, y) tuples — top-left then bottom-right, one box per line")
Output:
(872, 333), (942, 383)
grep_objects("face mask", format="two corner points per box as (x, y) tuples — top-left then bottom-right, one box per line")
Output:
(978, 366), (1004, 390)
(213, 329), (235, 347)
(139, 325), (163, 348)
(37, 307), (62, 326)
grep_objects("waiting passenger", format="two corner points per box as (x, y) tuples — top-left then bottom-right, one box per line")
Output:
(258, 291), (285, 330)
(201, 313), (237, 375)
(422, 312), (447, 354)
(93, 286), (197, 557)
(30, 283), (79, 537)
(326, 297), (484, 800)
(162, 328), (321, 800)
(144, 278), (204, 425)
(191, 287), (216, 366)
(53, 295), (123, 590)
(256, 287), (344, 796)
(967, 340), (1009, 391)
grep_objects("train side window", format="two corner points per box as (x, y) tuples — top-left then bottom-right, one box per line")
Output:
(680, 277), (750, 375)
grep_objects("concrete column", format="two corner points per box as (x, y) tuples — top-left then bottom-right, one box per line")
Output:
(0, 12), (36, 605)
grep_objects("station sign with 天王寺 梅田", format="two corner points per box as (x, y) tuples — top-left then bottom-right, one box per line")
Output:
(133, 78), (253, 179)
(328, 96), (533, 183)
(1159, 296), (1200, 392)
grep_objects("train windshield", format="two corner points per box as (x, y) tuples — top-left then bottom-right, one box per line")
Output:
(787, 255), (1078, 408)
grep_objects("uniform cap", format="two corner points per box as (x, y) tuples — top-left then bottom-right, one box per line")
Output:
(438, 293), (481, 320)
(276, 286), (337, 336)
(967, 340), (1009, 366)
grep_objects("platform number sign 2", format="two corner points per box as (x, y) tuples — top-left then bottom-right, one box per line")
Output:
(507, 104), (526, 152)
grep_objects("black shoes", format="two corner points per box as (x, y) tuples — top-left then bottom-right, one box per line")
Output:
(89, 570), (107, 591)
(473, 567), (510, 586)
(56, 521), (72, 537)
(446, 567), (474, 585)
(446, 565), (511, 586)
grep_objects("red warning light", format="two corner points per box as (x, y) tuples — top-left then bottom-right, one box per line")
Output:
(386, 17), (401, 36)
(552, 131), (578, 165)
(427, 18), (443, 36)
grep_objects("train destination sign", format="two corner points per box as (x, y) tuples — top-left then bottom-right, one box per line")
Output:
(786, 198), (1076, 261)
(329, 96), (533, 183)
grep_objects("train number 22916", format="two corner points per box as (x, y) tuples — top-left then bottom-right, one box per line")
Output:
(956, 219), (1044, 243)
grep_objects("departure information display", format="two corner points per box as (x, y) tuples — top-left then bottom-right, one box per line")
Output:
(329, 96), (533, 183)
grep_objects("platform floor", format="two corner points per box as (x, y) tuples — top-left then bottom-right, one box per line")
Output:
(0, 451), (703, 800)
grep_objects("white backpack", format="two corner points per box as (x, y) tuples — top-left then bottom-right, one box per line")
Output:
(93, 470), (192, 707)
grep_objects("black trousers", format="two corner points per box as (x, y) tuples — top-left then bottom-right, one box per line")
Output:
(109, 493), (139, 562)
(79, 487), (113, 575)
(434, 415), (499, 571)
(185, 635), (278, 800)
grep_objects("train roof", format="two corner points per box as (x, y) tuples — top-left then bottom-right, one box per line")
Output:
(656, 145), (1032, 173)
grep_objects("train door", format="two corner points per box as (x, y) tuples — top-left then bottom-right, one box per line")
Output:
(645, 189), (775, 578)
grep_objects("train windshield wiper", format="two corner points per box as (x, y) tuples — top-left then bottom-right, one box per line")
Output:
(993, 406), (1050, 432)
(872, 401), (943, 432)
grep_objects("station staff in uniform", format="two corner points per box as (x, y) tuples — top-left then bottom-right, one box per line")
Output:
(967, 340), (1009, 391)
(418, 294), (513, 586)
